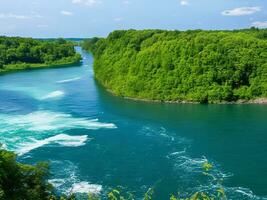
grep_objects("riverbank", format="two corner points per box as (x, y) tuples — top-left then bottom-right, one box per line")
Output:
(102, 85), (267, 105)
(124, 96), (267, 104)
(0, 55), (81, 75)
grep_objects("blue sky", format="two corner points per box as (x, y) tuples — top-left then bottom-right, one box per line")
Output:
(0, 0), (266, 38)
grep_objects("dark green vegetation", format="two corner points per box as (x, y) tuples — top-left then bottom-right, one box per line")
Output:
(0, 149), (53, 200)
(82, 37), (101, 52)
(0, 148), (80, 200)
(84, 29), (267, 103)
(0, 37), (81, 73)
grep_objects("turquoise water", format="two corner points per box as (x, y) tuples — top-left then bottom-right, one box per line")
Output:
(0, 47), (266, 199)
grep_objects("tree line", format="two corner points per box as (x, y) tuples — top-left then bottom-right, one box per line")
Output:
(83, 28), (267, 103)
(0, 37), (81, 72)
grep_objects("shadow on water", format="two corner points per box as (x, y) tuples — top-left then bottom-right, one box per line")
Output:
(0, 90), (39, 114)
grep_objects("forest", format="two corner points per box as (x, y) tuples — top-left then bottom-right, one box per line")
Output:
(0, 37), (81, 73)
(83, 28), (267, 103)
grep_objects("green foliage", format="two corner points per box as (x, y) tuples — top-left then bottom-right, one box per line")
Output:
(144, 188), (154, 200)
(0, 149), (53, 200)
(169, 189), (227, 200)
(107, 188), (134, 200)
(84, 29), (267, 103)
(108, 189), (121, 200)
(202, 162), (213, 172)
(82, 38), (102, 53)
(88, 193), (101, 200)
(0, 37), (81, 73)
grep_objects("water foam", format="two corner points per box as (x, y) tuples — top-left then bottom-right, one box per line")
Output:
(18, 134), (89, 155)
(68, 182), (102, 194)
(140, 126), (177, 142)
(56, 77), (81, 83)
(49, 160), (103, 196)
(49, 179), (66, 188)
(41, 90), (64, 100)
(0, 110), (117, 154)
(0, 111), (116, 133)
(167, 150), (267, 200)
(194, 183), (267, 200)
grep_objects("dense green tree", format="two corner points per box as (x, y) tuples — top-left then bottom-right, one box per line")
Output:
(0, 37), (81, 73)
(82, 37), (102, 53)
(0, 149), (53, 200)
(84, 28), (267, 103)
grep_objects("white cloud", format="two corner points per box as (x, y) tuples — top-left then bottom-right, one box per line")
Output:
(0, 13), (31, 20)
(61, 10), (73, 16)
(180, 0), (188, 6)
(72, 0), (102, 6)
(222, 7), (261, 16)
(251, 21), (267, 28)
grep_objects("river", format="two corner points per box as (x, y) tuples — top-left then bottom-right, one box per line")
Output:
(0, 47), (266, 199)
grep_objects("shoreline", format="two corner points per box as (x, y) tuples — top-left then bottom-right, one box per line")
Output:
(124, 96), (267, 105)
(0, 57), (82, 75)
(103, 86), (267, 105)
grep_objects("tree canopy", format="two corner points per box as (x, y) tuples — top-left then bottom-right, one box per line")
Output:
(0, 37), (81, 73)
(0, 149), (53, 200)
(85, 28), (267, 103)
